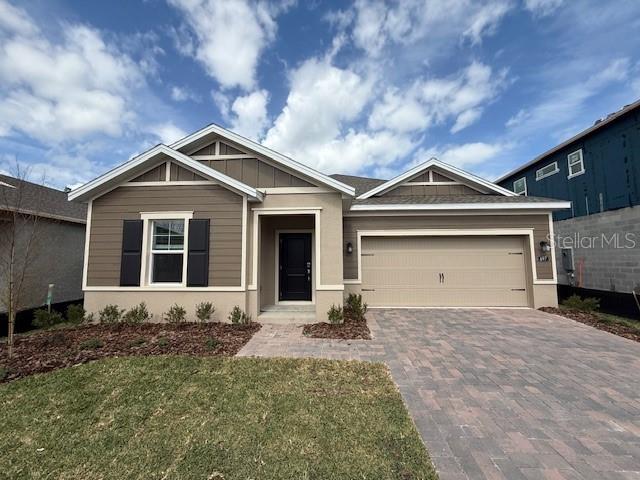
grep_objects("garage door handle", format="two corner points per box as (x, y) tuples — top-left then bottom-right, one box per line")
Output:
(511, 288), (526, 291)
(361, 288), (375, 292)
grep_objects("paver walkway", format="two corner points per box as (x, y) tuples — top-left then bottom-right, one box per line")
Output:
(238, 308), (640, 480)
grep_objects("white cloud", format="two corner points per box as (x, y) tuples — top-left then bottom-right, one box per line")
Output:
(168, 0), (281, 90)
(415, 142), (509, 170)
(0, 5), (142, 143)
(229, 89), (270, 140)
(170, 86), (200, 102)
(523, 0), (564, 16)
(341, 0), (514, 57)
(148, 122), (188, 144)
(369, 61), (508, 135)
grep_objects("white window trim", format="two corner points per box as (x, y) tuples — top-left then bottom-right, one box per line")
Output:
(140, 211), (193, 287)
(535, 162), (559, 181)
(567, 149), (585, 179)
(513, 177), (527, 195)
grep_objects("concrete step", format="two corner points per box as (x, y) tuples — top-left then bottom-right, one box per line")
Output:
(258, 304), (316, 324)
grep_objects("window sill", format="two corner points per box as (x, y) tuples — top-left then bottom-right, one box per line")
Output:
(567, 170), (585, 180)
(535, 170), (559, 181)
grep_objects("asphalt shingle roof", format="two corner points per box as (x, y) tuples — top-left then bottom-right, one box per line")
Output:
(0, 174), (87, 222)
(329, 174), (386, 196)
(353, 194), (561, 205)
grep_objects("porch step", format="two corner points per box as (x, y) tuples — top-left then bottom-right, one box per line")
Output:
(258, 304), (316, 324)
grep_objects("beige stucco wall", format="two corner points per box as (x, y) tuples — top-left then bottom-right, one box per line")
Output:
(84, 291), (247, 323)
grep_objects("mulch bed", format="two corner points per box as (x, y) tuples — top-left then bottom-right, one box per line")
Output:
(303, 316), (371, 340)
(540, 307), (640, 343)
(0, 322), (261, 383)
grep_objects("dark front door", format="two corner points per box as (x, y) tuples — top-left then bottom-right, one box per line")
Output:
(279, 233), (312, 301)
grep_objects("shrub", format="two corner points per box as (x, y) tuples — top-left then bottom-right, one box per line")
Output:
(127, 337), (146, 348)
(228, 306), (251, 325)
(165, 304), (187, 323)
(562, 294), (600, 312)
(157, 336), (169, 348)
(327, 304), (343, 324)
(0, 366), (8, 381)
(99, 304), (124, 324)
(66, 304), (86, 324)
(33, 309), (64, 329)
(205, 337), (220, 350)
(122, 302), (150, 324)
(79, 338), (103, 350)
(345, 293), (368, 322)
(195, 302), (216, 322)
(85, 313), (95, 324)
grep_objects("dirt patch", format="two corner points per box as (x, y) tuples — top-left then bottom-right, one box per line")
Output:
(0, 322), (261, 383)
(540, 307), (640, 343)
(303, 316), (371, 340)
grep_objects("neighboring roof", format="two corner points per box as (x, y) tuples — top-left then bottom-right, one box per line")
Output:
(496, 98), (640, 183)
(0, 174), (87, 223)
(351, 194), (570, 211)
(170, 123), (355, 196)
(329, 174), (386, 196)
(357, 158), (516, 199)
(68, 144), (263, 203)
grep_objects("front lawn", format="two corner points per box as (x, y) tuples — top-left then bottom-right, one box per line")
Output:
(0, 356), (437, 480)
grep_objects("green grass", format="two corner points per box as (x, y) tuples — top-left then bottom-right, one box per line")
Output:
(0, 356), (437, 480)
(594, 311), (640, 333)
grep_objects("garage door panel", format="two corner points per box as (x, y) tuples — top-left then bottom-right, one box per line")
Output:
(361, 235), (528, 307)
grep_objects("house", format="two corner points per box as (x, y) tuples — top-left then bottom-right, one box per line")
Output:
(68, 124), (569, 322)
(496, 99), (640, 316)
(0, 175), (86, 324)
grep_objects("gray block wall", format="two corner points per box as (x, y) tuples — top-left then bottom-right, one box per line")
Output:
(554, 206), (640, 293)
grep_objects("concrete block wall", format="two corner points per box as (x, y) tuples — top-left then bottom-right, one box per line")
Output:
(554, 206), (640, 293)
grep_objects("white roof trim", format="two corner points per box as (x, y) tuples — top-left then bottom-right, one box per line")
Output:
(350, 201), (571, 211)
(357, 158), (517, 199)
(170, 123), (355, 197)
(68, 144), (263, 202)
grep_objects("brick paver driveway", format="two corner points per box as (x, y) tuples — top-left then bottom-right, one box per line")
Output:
(239, 308), (640, 480)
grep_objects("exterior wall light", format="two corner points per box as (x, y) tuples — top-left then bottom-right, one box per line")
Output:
(539, 240), (551, 253)
(346, 242), (353, 254)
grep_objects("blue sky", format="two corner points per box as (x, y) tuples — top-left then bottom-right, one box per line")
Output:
(0, 0), (639, 189)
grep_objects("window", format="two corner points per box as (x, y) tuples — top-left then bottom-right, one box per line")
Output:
(567, 149), (585, 178)
(536, 162), (559, 180)
(513, 177), (527, 195)
(150, 219), (185, 283)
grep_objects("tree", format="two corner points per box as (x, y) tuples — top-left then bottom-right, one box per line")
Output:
(0, 165), (47, 358)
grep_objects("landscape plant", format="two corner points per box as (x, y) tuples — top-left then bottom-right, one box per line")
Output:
(122, 302), (150, 324)
(345, 293), (368, 322)
(165, 304), (187, 323)
(228, 306), (251, 325)
(32, 309), (64, 329)
(195, 301), (215, 322)
(562, 294), (600, 312)
(65, 304), (85, 324)
(327, 304), (343, 324)
(99, 304), (124, 324)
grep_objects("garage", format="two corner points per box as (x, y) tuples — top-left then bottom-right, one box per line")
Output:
(360, 235), (529, 307)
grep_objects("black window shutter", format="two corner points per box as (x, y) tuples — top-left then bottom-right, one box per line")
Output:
(120, 220), (143, 286)
(187, 219), (210, 287)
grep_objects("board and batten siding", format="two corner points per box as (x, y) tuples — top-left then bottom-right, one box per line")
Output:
(87, 185), (242, 287)
(343, 214), (553, 280)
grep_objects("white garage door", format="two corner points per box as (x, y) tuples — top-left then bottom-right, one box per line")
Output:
(360, 236), (529, 307)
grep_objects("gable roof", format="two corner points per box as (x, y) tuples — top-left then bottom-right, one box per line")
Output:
(68, 144), (263, 203)
(357, 158), (517, 199)
(329, 174), (386, 197)
(170, 123), (355, 196)
(496, 98), (640, 183)
(1, 174), (87, 223)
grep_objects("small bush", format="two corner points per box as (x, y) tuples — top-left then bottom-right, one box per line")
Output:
(99, 304), (124, 324)
(66, 304), (86, 324)
(228, 306), (251, 325)
(85, 313), (95, 324)
(79, 338), (103, 350)
(33, 309), (64, 329)
(195, 302), (216, 322)
(0, 366), (8, 381)
(327, 304), (343, 324)
(165, 304), (187, 323)
(562, 294), (600, 312)
(205, 337), (220, 350)
(126, 337), (146, 348)
(157, 336), (169, 348)
(122, 302), (150, 324)
(345, 293), (368, 322)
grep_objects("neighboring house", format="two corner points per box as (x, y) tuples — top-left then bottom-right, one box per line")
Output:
(497, 99), (640, 315)
(69, 124), (569, 323)
(0, 175), (87, 315)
